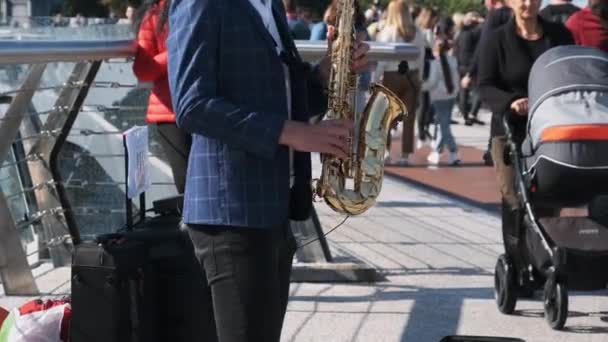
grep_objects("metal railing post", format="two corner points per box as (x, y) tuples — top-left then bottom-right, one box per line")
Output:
(0, 188), (38, 295)
(291, 207), (333, 263)
(25, 61), (101, 266)
(0, 64), (46, 296)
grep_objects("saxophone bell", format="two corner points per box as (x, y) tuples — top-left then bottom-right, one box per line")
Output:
(313, 0), (408, 216)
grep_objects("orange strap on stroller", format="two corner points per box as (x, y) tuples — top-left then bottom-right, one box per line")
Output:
(541, 125), (608, 142)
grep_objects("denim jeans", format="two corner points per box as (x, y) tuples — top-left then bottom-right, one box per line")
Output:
(431, 99), (458, 153)
(184, 223), (297, 342)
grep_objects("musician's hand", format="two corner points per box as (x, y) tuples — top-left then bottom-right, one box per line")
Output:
(510, 98), (528, 116)
(318, 26), (372, 88)
(279, 119), (354, 159)
(352, 31), (372, 73)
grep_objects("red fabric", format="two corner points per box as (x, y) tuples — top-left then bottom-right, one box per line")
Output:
(18, 299), (71, 342)
(132, 0), (175, 123)
(0, 306), (8, 327)
(566, 7), (608, 53)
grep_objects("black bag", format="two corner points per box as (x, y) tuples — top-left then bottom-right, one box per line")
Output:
(69, 131), (206, 342)
(70, 215), (207, 342)
(69, 232), (160, 342)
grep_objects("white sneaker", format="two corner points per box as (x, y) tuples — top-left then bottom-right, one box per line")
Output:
(384, 150), (392, 164)
(416, 139), (426, 150)
(448, 152), (461, 166)
(427, 151), (440, 165)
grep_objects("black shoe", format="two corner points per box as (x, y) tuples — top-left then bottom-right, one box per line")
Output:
(464, 119), (474, 126)
(450, 119), (458, 125)
(483, 150), (493, 166)
(472, 118), (485, 125)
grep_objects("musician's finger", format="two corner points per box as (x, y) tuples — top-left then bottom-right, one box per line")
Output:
(341, 118), (354, 130)
(325, 136), (349, 157)
(327, 25), (336, 51)
(352, 57), (371, 72)
(324, 145), (348, 159)
(326, 124), (351, 139)
(356, 31), (367, 42)
(320, 119), (353, 131)
(353, 42), (370, 60)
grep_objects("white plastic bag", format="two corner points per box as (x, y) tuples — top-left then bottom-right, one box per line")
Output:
(0, 304), (68, 342)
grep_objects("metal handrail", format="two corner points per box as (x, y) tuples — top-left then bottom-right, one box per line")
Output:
(0, 39), (418, 65)
(0, 40), (137, 64)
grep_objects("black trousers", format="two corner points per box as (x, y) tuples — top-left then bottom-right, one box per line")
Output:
(417, 91), (432, 141)
(185, 223), (297, 342)
(458, 87), (481, 121)
(156, 123), (192, 194)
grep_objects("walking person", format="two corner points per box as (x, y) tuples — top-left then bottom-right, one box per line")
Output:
(132, 0), (192, 196)
(416, 7), (441, 147)
(424, 38), (462, 166)
(166, 0), (371, 341)
(456, 12), (484, 126)
(462, 0), (512, 165)
(375, 0), (426, 165)
(477, 0), (573, 267)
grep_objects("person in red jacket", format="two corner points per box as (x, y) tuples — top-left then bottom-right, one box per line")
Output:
(133, 0), (191, 194)
(565, 0), (608, 52)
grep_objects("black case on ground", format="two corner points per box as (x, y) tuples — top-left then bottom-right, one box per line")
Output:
(70, 215), (207, 342)
(69, 133), (206, 342)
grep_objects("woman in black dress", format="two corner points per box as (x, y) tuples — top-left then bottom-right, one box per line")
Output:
(477, 0), (573, 258)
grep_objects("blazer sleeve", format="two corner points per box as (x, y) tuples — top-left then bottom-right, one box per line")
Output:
(457, 31), (475, 72)
(133, 12), (167, 82)
(477, 34), (525, 116)
(468, 11), (507, 78)
(167, 0), (285, 160)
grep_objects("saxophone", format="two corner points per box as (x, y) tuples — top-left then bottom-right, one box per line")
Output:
(313, 0), (408, 216)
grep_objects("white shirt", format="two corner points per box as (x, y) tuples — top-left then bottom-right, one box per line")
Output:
(374, 27), (426, 82)
(248, 0), (294, 187)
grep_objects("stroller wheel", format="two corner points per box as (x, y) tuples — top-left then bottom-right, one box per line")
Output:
(543, 280), (568, 330)
(494, 254), (517, 314)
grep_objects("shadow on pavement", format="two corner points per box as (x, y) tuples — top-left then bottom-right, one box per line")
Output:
(289, 283), (494, 341)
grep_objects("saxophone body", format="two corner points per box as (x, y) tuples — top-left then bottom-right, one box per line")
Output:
(314, 0), (408, 216)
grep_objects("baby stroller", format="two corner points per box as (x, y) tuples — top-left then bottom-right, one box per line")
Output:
(494, 46), (608, 330)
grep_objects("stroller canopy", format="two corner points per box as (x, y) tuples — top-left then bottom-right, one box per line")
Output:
(527, 46), (608, 148)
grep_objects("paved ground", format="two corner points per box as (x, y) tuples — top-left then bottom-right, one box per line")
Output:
(285, 111), (608, 342)
(2, 110), (608, 342)
(284, 175), (608, 342)
(385, 110), (501, 210)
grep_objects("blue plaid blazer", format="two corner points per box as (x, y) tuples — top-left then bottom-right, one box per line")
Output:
(167, 0), (327, 228)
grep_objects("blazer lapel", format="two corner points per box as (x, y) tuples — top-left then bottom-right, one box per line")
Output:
(271, 0), (295, 51)
(235, 0), (279, 53)
(272, 0), (308, 67)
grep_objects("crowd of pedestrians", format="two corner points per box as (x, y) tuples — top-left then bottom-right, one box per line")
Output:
(283, 0), (608, 168)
